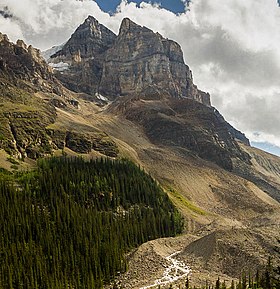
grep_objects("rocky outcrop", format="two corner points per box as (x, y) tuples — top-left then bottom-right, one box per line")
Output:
(109, 96), (250, 170)
(52, 15), (116, 60)
(0, 33), (119, 159)
(213, 109), (250, 146)
(0, 33), (82, 109)
(0, 103), (57, 159)
(0, 32), (61, 93)
(47, 129), (119, 157)
(48, 17), (211, 106)
(49, 16), (116, 95)
(0, 103), (118, 159)
(99, 18), (210, 106)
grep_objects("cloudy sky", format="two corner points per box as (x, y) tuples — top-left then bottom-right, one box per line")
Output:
(1, 0), (280, 156)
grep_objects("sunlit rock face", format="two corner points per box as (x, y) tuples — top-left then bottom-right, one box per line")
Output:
(49, 16), (210, 106)
(0, 32), (55, 84)
(51, 15), (116, 60)
(99, 18), (211, 105)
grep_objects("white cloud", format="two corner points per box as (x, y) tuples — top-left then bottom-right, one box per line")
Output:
(0, 0), (113, 49)
(0, 17), (24, 42)
(1, 0), (280, 150)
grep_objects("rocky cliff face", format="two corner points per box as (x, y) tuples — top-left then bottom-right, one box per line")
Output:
(0, 32), (81, 107)
(109, 96), (250, 170)
(52, 16), (116, 60)
(215, 112), (250, 146)
(49, 16), (116, 95)
(46, 16), (256, 170)
(99, 18), (210, 105)
(49, 17), (211, 106)
(0, 33), (118, 160)
(0, 32), (62, 94)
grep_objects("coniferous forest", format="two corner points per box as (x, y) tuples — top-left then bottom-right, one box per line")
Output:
(0, 157), (183, 289)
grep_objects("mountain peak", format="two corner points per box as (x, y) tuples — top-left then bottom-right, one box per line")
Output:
(48, 16), (210, 106)
(83, 15), (103, 37)
(119, 17), (152, 35)
(76, 15), (116, 41)
(0, 32), (9, 42)
(0, 33), (62, 96)
(16, 39), (28, 51)
(99, 18), (210, 105)
(85, 15), (99, 23)
(119, 18), (138, 32)
(51, 15), (116, 60)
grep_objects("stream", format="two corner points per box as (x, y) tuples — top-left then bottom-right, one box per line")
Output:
(140, 251), (191, 289)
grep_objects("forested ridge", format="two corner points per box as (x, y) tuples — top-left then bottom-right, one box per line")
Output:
(0, 157), (183, 288)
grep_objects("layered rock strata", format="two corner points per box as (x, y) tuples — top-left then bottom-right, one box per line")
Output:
(49, 17), (211, 106)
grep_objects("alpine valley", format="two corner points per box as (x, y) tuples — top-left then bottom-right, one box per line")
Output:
(0, 16), (279, 289)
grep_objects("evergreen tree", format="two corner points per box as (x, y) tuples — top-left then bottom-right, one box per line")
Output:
(215, 277), (221, 289)
(0, 156), (183, 288)
(185, 277), (190, 289)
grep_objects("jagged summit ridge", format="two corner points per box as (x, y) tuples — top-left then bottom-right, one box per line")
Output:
(0, 32), (59, 92)
(119, 17), (153, 35)
(116, 18), (183, 63)
(0, 33), (119, 159)
(47, 16), (117, 94)
(98, 17), (210, 104)
(49, 16), (211, 106)
(52, 15), (116, 60)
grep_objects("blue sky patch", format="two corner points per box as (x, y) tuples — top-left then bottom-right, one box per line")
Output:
(251, 141), (280, 157)
(94, 0), (187, 14)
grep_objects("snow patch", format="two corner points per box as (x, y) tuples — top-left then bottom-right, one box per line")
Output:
(41, 43), (65, 61)
(49, 62), (69, 71)
(95, 93), (109, 102)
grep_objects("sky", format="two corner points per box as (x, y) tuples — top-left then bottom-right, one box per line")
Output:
(95, 0), (187, 14)
(0, 0), (280, 156)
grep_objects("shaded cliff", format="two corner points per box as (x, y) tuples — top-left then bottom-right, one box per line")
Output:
(52, 15), (116, 60)
(108, 96), (250, 170)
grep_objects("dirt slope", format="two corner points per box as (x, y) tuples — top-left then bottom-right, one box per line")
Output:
(2, 92), (279, 287)
(73, 98), (280, 287)
(235, 143), (280, 202)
